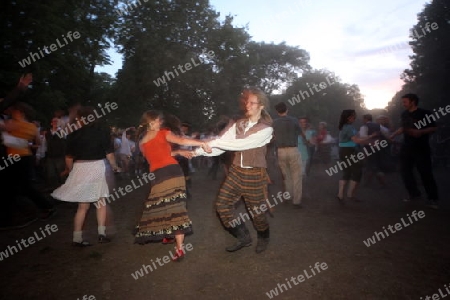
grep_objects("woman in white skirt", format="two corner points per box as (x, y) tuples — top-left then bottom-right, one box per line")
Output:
(52, 106), (119, 247)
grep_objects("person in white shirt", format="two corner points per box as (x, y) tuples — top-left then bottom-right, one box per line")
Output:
(113, 133), (122, 169)
(359, 114), (390, 186)
(118, 127), (135, 178)
(194, 87), (273, 254)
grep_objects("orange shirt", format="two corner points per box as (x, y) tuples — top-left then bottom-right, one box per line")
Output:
(7, 119), (36, 156)
(142, 129), (177, 172)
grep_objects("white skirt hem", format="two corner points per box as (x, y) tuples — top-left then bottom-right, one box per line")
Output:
(51, 159), (115, 203)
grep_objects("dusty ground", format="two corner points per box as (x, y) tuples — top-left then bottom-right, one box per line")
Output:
(1, 160), (449, 300)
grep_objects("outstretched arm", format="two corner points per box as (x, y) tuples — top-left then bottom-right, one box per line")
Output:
(0, 74), (33, 113)
(165, 131), (211, 153)
(406, 126), (437, 137)
(209, 127), (273, 151)
(61, 156), (74, 177)
(194, 147), (226, 157)
(195, 124), (273, 157)
(351, 132), (378, 145)
(390, 127), (404, 139)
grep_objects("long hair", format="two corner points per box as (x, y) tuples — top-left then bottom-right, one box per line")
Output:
(12, 102), (35, 121)
(163, 113), (181, 135)
(76, 106), (98, 128)
(240, 87), (272, 125)
(135, 110), (162, 141)
(338, 109), (356, 130)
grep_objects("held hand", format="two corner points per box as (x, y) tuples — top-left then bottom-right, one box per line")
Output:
(178, 150), (194, 159)
(201, 142), (212, 153)
(406, 129), (422, 138)
(18, 73), (33, 89)
(370, 132), (380, 138)
(60, 169), (70, 177)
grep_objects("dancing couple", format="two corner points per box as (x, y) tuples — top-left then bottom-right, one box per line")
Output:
(133, 87), (273, 258)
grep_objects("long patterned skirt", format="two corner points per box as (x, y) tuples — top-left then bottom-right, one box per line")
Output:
(134, 163), (192, 244)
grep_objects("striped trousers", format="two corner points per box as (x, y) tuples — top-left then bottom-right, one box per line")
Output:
(216, 164), (270, 231)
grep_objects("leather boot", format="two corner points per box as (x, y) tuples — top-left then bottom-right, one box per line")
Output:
(225, 223), (252, 252)
(255, 228), (270, 253)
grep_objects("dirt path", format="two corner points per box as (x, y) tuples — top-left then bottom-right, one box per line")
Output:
(1, 162), (449, 300)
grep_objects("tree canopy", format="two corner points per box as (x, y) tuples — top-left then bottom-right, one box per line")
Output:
(387, 0), (450, 121)
(1, 0), (379, 130)
(1, 0), (117, 120)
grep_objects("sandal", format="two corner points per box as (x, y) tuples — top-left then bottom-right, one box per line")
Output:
(172, 249), (185, 262)
(162, 238), (175, 244)
(348, 197), (362, 202)
(98, 235), (111, 243)
(336, 196), (344, 203)
(72, 241), (93, 247)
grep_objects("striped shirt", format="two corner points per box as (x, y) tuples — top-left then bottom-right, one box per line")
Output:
(7, 119), (36, 156)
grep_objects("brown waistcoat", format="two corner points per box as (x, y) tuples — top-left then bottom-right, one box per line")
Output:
(230, 118), (272, 168)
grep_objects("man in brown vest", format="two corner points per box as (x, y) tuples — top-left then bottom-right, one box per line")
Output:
(194, 87), (273, 253)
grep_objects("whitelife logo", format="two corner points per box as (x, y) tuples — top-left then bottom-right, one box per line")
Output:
(0, 224), (58, 261)
(77, 296), (96, 300)
(288, 75), (336, 107)
(265, 262), (328, 298)
(131, 243), (194, 280)
(153, 49), (215, 87)
(94, 172), (156, 209)
(228, 192), (290, 228)
(18, 31), (81, 68)
(115, 0), (147, 16)
(410, 22), (439, 40)
(420, 283), (450, 300)
(363, 210), (425, 247)
(356, 22), (439, 57)
(55, 102), (118, 138)
(0, 154), (20, 172)
(325, 140), (389, 176)
(414, 104), (450, 129)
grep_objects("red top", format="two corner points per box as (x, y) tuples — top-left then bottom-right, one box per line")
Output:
(142, 129), (177, 172)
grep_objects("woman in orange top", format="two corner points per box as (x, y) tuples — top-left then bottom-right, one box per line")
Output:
(134, 111), (210, 261)
(3, 103), (55, 220)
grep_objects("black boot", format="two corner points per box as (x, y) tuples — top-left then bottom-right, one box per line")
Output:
(225, 223), (252, 252)
(255, 228), (270, 253)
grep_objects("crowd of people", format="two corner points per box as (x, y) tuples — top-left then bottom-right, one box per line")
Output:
(0, 74), (441, 260)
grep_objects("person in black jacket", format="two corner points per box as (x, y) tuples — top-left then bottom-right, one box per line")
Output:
(390, 94), (439, 209)
(51, 106), (119, 246)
